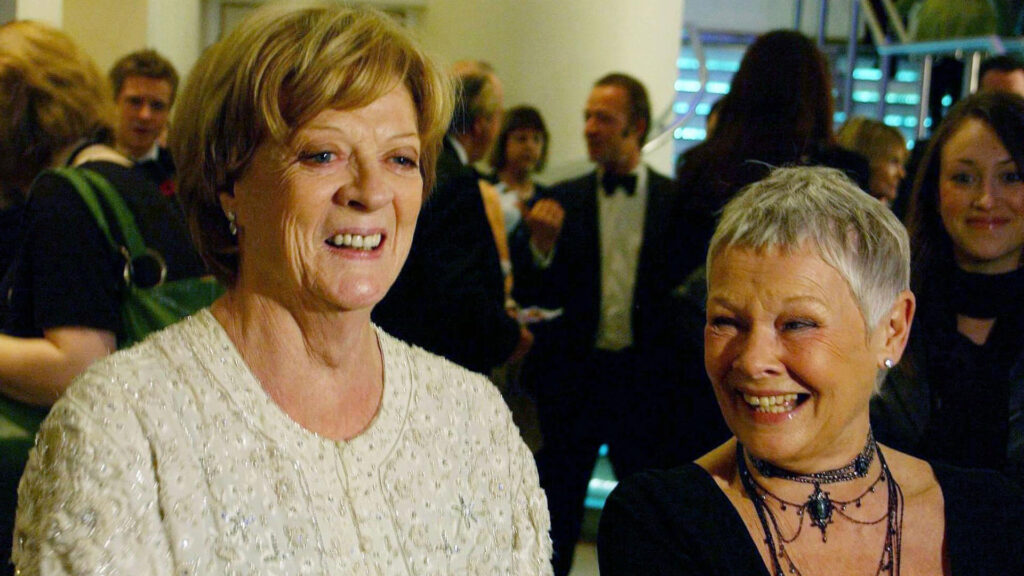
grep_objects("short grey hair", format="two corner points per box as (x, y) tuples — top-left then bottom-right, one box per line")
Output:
(707, 166), (910, 332)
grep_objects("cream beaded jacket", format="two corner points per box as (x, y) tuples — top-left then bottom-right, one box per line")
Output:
(14, 310), (552, 575)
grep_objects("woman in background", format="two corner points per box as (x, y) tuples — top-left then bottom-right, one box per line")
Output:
(873, 91), (1024, 487)
(837, 116), (908, 206)
(674, 29), (868, 278)
(488, 105), (549, 239)
(13, 4), (550, 573)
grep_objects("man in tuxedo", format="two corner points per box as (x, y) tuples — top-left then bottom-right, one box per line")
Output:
(109, 50), (178, 196)
(374, 62), (531, 374)
(513, 73), (687, 576)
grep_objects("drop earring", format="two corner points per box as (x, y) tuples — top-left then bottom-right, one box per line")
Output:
(226, 211), (238, 236)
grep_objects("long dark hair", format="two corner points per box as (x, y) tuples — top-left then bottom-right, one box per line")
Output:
(904, 91), (1024, 291)
(678, 29), (834, 212)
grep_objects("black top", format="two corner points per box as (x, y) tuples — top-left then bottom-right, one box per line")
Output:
(1, 161), (205, 338)
(598, 461), (1024, 575)
(373, 140), (520, 373)
(133, 146), (177, 197)
(873, 265), (1024, 486)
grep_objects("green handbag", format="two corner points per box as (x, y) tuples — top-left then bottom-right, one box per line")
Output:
(1, 167), (223, 479)
(53, 167), (224, 348)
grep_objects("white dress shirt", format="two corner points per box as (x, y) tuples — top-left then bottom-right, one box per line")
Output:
(595, 165), (648, 351)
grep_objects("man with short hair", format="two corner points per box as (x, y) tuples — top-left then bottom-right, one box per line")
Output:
(109, 49), (178, 194)
(374, 62), (530, 374)
(513, 73), (686, 576)
(980, 54), (1024, 97)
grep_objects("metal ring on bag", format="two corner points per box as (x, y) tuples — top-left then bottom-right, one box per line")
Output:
(120, 246), (168, 289)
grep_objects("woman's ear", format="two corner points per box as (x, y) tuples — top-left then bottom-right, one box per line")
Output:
(879, 289), (915, 366)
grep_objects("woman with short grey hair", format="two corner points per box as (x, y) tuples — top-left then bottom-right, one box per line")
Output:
(598, 166), (1024, 574)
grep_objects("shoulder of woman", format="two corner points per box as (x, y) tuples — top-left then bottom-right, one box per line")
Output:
(70, 143), (133, 168)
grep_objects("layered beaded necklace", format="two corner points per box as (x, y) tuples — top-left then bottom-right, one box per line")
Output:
(736, 431), (904, 576)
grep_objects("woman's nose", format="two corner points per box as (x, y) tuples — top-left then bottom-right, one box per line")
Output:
(731, 326), (783, 379)
(338, 162), (392, 211)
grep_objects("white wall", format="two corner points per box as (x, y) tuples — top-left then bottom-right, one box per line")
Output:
(147, 0), (202, 86)
(416, 0), (686, 180)
(14, 0), (61, 25)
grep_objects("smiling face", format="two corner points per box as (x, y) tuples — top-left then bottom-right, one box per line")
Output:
(704, 244), (889, 471)
(939, 118), (1024, 274)
(115, 76), (173, 159)
(868, 144), (907, 205)
(223, 85), (422, 315)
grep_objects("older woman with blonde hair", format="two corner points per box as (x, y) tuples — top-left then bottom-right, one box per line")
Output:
(598, 166), (1024, 575)
(13, 3), (551, 574)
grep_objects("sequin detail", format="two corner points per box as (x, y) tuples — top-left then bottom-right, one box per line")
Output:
(14, 310), (552, 575)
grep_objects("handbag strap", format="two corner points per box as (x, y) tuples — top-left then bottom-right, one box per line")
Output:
(50, 167), (149, 260)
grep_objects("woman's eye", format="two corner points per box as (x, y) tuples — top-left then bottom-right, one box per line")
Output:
(301, 151), (335, 165)
(390, 154), (419, 169)
(782, 319), (816, 331)
(949, 172), (976, 185)
(708, 316), (740, 329)
(1000, 171), (1024, 185)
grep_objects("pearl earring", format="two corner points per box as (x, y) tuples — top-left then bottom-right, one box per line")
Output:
(225, 211), (238, 236)
(883, 358), (895, 369)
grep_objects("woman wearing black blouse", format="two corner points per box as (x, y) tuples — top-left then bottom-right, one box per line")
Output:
(598, 167), (1024, 575)
(872, 92), (1024, 488)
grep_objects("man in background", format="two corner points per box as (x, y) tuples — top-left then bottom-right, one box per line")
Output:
(109, 49), (178, 195)
(513, 73), (687, 576)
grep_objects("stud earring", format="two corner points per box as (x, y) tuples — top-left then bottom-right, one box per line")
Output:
(883, 358), (895, 369)
(225, 211), (238, 236)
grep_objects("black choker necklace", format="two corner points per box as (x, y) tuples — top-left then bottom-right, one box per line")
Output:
(737, 437), (904, 576)
(748, 429), (876, 483)
(746, 430), (876, 537)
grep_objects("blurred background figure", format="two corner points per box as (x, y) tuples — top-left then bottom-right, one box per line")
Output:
(837, 116), (909, 206)
(674, 29), (868, 280)
(14, 4), (550, 573)
(512, 72), (685, 576)
(980, 53), (1024, 97)
(489, 105), (550, 240)
(374, 59), (532, 375)
(874, 91), (1024, 488)
(0, 20), (204, 575)
(109, 49), (178, 195)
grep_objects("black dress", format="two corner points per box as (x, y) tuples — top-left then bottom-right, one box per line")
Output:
(598, 461), (1024, 575)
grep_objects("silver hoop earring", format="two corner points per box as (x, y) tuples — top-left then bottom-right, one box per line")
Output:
(883, 358), (895, 369)
(225, 211), (238, 236)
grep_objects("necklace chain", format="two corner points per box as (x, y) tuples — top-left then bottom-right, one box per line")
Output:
(736, 437), (903, 576)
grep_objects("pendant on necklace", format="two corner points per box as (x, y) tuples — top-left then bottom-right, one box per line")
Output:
(805, 482), (833, 541)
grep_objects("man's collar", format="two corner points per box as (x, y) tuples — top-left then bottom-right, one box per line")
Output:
(129, 143), (161, 164)
(446, 135), (470, 166)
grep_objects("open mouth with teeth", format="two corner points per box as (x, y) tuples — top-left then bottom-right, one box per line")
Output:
(326, 233), (383, 251)
(740, 392), (809, 414)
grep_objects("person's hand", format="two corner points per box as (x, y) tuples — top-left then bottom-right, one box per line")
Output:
(524, 198), (565, 256)
(507, 325), (534, 365)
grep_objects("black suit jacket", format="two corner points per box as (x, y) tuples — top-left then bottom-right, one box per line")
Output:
(373, 140), (519, 373)
(512, 167), (682, 361)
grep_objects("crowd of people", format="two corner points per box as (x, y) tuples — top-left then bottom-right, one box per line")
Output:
(0, 2), (1022, 574)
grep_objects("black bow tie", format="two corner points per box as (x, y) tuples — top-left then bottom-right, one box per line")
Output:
(601, 173), (637, 196)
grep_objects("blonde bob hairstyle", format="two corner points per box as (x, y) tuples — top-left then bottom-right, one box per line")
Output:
(170, 1), (453, 286)
(0, 20), (116, 193)
(707, 166), (910, 332)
